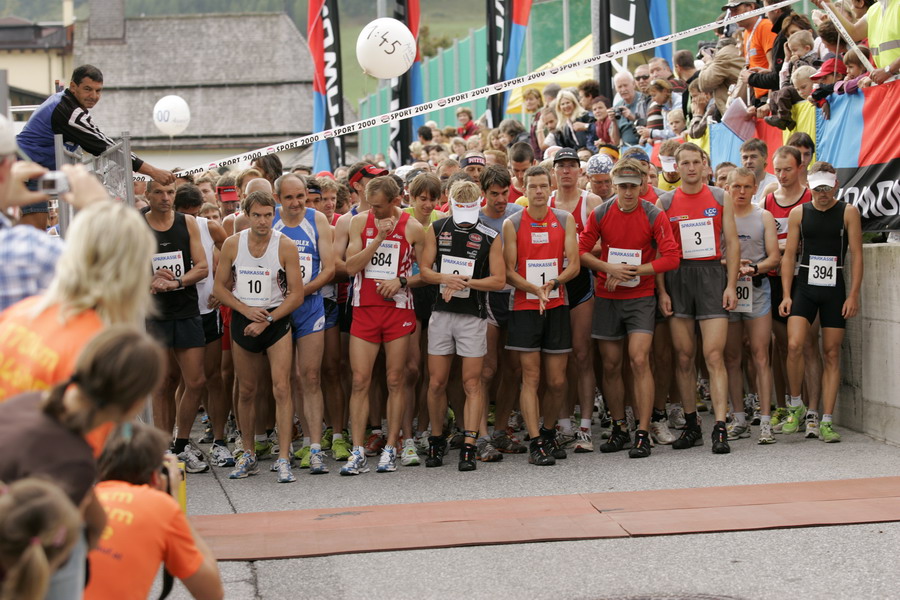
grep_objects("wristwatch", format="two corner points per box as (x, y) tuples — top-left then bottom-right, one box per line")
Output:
(749, 263), (759, 275)
(399, 276), (408, 288)
(885, 65), (893, 76)
(550, 278), (560, 291)
(265, 315), (274, 323)
(175, 276), (183, 288)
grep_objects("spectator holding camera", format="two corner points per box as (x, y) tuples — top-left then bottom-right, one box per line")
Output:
(611, 71), (647, 146)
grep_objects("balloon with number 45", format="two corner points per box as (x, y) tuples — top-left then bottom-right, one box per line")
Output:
(356, 18), (417, 80)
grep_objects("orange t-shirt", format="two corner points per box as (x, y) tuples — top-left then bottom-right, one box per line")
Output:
(743, 17), (777, 98)
(85, 481), (205, 600)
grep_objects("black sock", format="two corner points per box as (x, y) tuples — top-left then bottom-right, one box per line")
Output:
(685, 411), (698, 428)
(715, 420), (726, 429)
(265, 428), (274, 438)
(213, 439), (227, 447)
(174, 438), (189, 454)
(652, 408), (667, 422)
(540, 426), (556, 439)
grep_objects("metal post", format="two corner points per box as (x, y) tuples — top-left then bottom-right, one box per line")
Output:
(670, 0), (676, 50)
(121, 131), (134, 206)
(562, 0), (570, 50)
(54, 135), (75, 238)
(453, 38), (460, 95)
(0, 70), (8, 117)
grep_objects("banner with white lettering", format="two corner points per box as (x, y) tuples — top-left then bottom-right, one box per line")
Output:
(600, 0), (672, 100)
(307, 0), (345, 172)
(486, 0), (507, 129)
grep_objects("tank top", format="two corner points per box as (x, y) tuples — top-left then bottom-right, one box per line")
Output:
(329, 212), (346, 303)
(659, 184), (726, 261)
(274, 207), (321, 295)
(431, 216), (499, 318)
(798, 201), (848, 286)
(149, 211), (199, 320)
(549, 189), (589, 234)
(195, 216), (216, 315)
(763, 188), (811, 241)
(732, 205), (767, 264)
(351, 211), (415, 309)
(507, 207), (569, 311)
(233, 229), (287, 308)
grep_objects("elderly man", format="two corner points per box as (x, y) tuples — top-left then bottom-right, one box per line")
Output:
(611, 72), (647, 147)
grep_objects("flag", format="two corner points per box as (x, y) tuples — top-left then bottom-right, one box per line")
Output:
(388, 0), (422, 168)
(307, 0), (345, 173)
(501, 0), (532, 114)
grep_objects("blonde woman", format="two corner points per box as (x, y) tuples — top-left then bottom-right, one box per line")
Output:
(553, 89), (593, 149)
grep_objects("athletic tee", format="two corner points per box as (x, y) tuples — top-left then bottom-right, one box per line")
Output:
(149, 211), (200, 320)
(732, 205), (767, 264)
(352, 211), (415, 309)
(274, 207), (321, 294)
(658, 185), (727, 261)
(195, 216), (216, 315)
(84, 481), (205, 600)
(507, 207), (570, 311)
(232, 229), (287, 309)
(431, 217), (499, 318)
(763, 188), (811, 241)
(549, 189), (589, 234)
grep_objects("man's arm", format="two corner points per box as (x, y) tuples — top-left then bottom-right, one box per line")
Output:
(207, 220), (227, 250)
(332, 211), (354, 281)
(213, 236), (266, 324)
(183, 215), (209, 286)
(778, 206), (803, 317)
(843, 203), (864, 319)
(304, 211), (335, 296)
(757, 210), (782, 274)
(557, 214), (581, 285)
(721, 192), (740, 310)
(502, 219), (535, 294)
(812, 0), (869, 42)
(271, 236), (304, 319)
(468, 234), (506, 292)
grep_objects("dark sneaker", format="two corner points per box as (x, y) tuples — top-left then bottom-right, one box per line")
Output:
(458, 443), (477, 472)
(599, 429), (632, 453)
(492, 429), (527, 453)
(672, 426), (704, 450)
(425, 435), (447, 468)
(628, 431), (652, 458)
(712, 423), (731, 454)
(528, 438), (556, 466)
(541, 428), (567, 460)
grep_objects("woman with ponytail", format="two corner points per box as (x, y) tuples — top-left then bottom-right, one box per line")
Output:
(0, 479), (81, 600)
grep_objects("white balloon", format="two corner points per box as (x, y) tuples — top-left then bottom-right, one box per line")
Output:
(152, 95), (191, 136)
(356, 18), (417, 80)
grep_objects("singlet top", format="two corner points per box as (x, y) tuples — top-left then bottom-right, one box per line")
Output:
(331, 211), (347, 303)
(549, 189), (589, 234)
(403, 207), (443, 276)
(149, 211), (199, 320)
(764, 188), (811, 241)
(232, 229), (287, 309)
(431, 217), (499, 318)
(195, 216), (216, 315)
(274, 207), (321, 295)
(658, 185), (727, 261)
(351, 211), (415, 309)
(732, 205), (767, 264)
(507, 207), (570, 311)
(798, 201), (848, 274)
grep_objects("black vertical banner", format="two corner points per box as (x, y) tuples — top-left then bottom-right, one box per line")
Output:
(323, 0), (345, 168)
(605, 0), (660, 77)
(595, 0), (614, 102)
(389, 1), (412, 168)
(486, 0), (507, 128)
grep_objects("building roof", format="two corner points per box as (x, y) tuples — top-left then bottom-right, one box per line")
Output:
(0, 18), (69, 50)
(73, 12), (356, 152)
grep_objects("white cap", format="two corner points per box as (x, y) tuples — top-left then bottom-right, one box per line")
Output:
(660, 155), (677, 173)
(450, 194), (481, 225)
(808, 171), (837, 190)
(0, 114), (18, 156)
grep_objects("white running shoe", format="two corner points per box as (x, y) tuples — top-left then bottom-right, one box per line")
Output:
(400, 439), (420, 466)
(650, 420), (676, 445)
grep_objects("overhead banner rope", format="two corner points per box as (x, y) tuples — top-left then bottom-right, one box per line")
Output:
(150, 0), (802, 181)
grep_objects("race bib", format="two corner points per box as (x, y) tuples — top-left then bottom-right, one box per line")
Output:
(235, 266), (271, 307)
(525, 258), (560, 300)
(365, 240), (400, 280)
(774, 217), (789, 237)
(298, 253), (313, 286)
(440, 255), (475, 299)
(152, 251), (184, 279)
(608, 247), (641, 288)
(679, 218), (716, 259)
(807, 255), (837, 287)
(531, 231), (549, 245)
(734, 276), (753, 313)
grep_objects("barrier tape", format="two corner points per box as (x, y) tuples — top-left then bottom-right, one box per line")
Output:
(143, 0), (802, 181)
(818, 2), (877, 74)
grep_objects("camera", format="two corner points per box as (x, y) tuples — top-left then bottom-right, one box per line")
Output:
(613, 106), (625, 118)
(37, 171), (69, 195)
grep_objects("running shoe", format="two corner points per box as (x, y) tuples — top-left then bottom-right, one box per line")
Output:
(672, 426), (704, 449)
(447, 430), (464, 450)
(308, 448), (329, 474)
(210, 443), (235, 468)
(781, 403), (807, 435)
(758, 421), (776, 444)
(425, 435), (447, 468)
(819, 422), (841, 443)
(225, 418), (239, 443)
(178, 445), (209, 473)
(625, 406), (636, 432)
(650, 420), (676, 445)
(628, 431), (652, 458)
(476, 438), (503, 462)
(414, 430), (430, 453)
(331, 437), (352, 461)
(744, 393), (760, 425)
(667, 403), (687, 429)
(711, 423), (731, 454)
(232, 437), (244, 459)
(292, 445), (311, 468)
(771, 407), (789, 433)
(376, 446), (397, 473)
(599, 429), (631, 453)
(458, 443), (478, 471)
(573, 427), (594, 453)
(508, 410), (526, 432)
(804, 414), (820, 439)
(364, 432), (385, 456)
(492, 429), (527, 454)
(274, 458), (296, 483)
(228, 453), (258, 479)
(254, 439), (274, 459)
(528, 438), (556, 466)
(543, 429), (567, 459)
(555, 427), (577, 449)
(321, 427), (334, 451)
(199, 424), (214, 444)
(400, 438), (420, 466)
(698, 378), (711, 403)
(340, 449), (369, 476)
(726, 421), (751, 440)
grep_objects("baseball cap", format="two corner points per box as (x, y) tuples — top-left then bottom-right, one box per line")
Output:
(306, 180), (322, 195)
(612, 165), (645, 186)
(553, 147), (580, 165)
(20, 201), (50, 215)
(721, 0), (757, 10)
(450, 194), (481, 225)
(625, 148), (651, 163)
(0, 114), (20, 156)
(315, 170), (335, 180)
(349, 164), (390, 185)
(459, 154), (486, 169)
(216, 185), (239, 202)
(811, 58), (847, 81)
(808, 171), (837, 190)
(586, 153), (614, 175)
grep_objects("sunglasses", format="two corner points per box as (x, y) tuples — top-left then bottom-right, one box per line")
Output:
(635, 75), (650, 81)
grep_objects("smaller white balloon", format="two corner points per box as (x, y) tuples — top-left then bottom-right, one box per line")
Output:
(153, 95), (191, 136)
(356, 18), (417, 80)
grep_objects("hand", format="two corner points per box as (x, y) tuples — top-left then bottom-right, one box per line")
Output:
(739, 264), (756, 277)
(757, 104), (771, 117)
(740, 68), (752, 84)
(572, 121), (589, 132)
(151, 269), (175, 293)
(531, 283), (550, 314)
(159, 452), (183, 495)
(152, 167), (176, 186)
(243, 320), (269, 337)
(207, 295), (222, 310)
(779, 297), (792, 318)
(243, 307), (270, 323)
(605, 276), (620, 293)
(606, 108), (618, 120)
(870, 68), (893, 85)
(376, 278), (402, 298)
(606, 263), (638, 282)
(636, 126), (649, 137)
(5, 161), (50, 210)
(621, 107), (634, 121)
(746, 106), (759, 119)
(722, 286), (737, 311)
(441, 273), (469, 291)
(375, 217), (395, 241)
(60, 164), (111, 209)
(658, 292), (673, 317)
(842, 294), (859, 319)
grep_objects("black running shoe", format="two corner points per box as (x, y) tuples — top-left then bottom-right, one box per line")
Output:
(628, 431), (652, 458)
(672, 426), (704, 450)
(528, 438), (556, 466)
(458, 443), (477, 471)
(599, 428), (632, 453)
(541, 427), (567, 460)
(711, 423), (731, 454)
(425, 435), (447, 468)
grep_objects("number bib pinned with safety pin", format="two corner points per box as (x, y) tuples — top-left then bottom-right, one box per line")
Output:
(525, 258), (559, 300)
(679, 218), (716, 259)
(365, 240), (400, 280)
(440, 255), (475, 299)
(734, 276), (753, 313)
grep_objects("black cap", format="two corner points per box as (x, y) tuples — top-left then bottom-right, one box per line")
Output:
(553, 147), (580, 164)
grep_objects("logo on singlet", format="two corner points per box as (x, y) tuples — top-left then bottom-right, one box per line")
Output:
(670, 215), (689, 222)
(468, 233), (483, 243)
(366, 228), (374, 236)
(704, 207), (718, 217)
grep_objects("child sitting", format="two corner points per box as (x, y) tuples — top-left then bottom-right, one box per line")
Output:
(764, 30), (821, 130)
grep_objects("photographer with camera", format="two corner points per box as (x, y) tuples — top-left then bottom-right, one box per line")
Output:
(86, 422), (223, 600)
(610, 71), (647, 147)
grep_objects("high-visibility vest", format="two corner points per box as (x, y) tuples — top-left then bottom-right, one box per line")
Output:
(867, 0), (900, 69)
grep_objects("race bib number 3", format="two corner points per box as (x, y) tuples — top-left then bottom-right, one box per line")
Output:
(679, 218), (716, 259)
(807, 255), (837, 287)
(440, 255), (475, 299)
(525, 259), (559, 300)
(235, 266), (271, 307)
(298, 253), (313, 285)
(365, 240), (401, 280)
(608, 247), (642, 288)
(152, 251), (184, 278)
(734, 276), (752, 313)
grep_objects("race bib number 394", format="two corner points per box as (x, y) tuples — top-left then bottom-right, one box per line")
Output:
(679, 218), (716, 259)
(807, 255), (837, 287)
(365, 240), (401, 280)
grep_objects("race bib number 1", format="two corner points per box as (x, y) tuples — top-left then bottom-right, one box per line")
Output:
(525, 259), (559, 300)
(807, 255), (837, 287)
(608, 247), (641, 288)
(734, 276), (752, 313)
(235, 266), (271, 307)
(440, 255), (475, 299)
(365, 240), (401, 280)
(679, 218), (716, 259)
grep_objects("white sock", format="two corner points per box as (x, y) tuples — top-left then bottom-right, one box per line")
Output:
(558, 418), (573, 433)
(580, 418), (592, 430)
(332, 432), (343, 440)
(789, 395), (803, 407)
(760, 415), (771, 424)
(355, 445), (365, 454)
(822, 414), (833, 423)
(254, 434), (267, 442)
(734, 412), (747, 426)
(372, 428), (383, 436)
(806, 409), (819, 420)
(310, 443), (321, 452)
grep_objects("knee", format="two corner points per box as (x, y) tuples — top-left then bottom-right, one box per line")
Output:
(185, 372), (207, 391)
(301, 367), (322, 390)
(385, 370), (405, 390)
(675, 350), (694, 370)
(462, 377), (482, 398)
(429, 377), (448, 395)
(272, 380), (291, 401)
(573, 344), (591, 366)
(545, 372), (566, 392)
(405, 363), (420, 385)
(822, 346), (840, 367)
(351, 372), (371, 393)
(787, 338), (804, 359)
(704, 348), (724, 369)
(751, 347), (770, 370)
(630, 352), (650, 374)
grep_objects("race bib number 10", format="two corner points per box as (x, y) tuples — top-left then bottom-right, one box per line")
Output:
(235, 266), (271, 307)
(525, 259), (559, 300)
(679, 218), (716, 259)
(365, 240), (401, 280)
